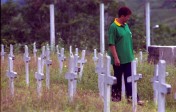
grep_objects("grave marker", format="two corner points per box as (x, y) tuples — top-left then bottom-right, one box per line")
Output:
(153, 60), (171, 112)
(1, 44), (6, 61)
(93, 49), (98, 66)
(78, 50), (87, 80)
(70, 46), (73, 56)
(58, 48), (66, 74)
(103, 55), (117, 112)
(6, 57), (17, 96)
(9, 44), (15, 60)
(45, 48), (52, 89)
(127, 60), (142, 112)
(65, 54), (77, 102)
(23, 45), (31, 86)
(33, 42), (37, 61)
(95, 53), (105, 98)
(35, 57), (44, 97)
(41, 46), (46, 73)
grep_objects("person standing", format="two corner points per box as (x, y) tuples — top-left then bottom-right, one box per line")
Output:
(108, 6), (144, 105)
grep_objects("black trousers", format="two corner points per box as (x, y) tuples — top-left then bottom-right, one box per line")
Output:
(112, 62), (139, 100)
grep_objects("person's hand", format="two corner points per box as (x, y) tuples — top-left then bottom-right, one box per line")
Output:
(114, 58), (120, 66)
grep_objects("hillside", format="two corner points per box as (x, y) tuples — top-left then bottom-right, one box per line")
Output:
(124, 0), (176, 28)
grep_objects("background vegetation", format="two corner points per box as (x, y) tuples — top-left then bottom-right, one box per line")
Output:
(1, 0), (176, 53)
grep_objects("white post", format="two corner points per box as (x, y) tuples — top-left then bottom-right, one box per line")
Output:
(58, 48), (66, 74)
(45, 48), (52, 89)
(23, 45), (31, 86)
(153, 60), (171, 112)
(78, 50), (87, 80)
(1, 44), (6, 61)
(127, 60), (142, 112)
(33, 42), (37, 62)
(9, 44), (15, 60)
(50, 4), (55, 51)
(100, 3), (105, 54)
(6, 57), (17, 96)
(175, 92), (176, 100)
(65, 54), (77, 102)
(41, 46), (46, 73)
(35, 57), (44, 97)
(93, 49), (98, 66)
(104, 55), (117, 112)
(145, 1), (151, 51)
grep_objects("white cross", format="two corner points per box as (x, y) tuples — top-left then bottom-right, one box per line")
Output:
(45, 48), (52, 89)
(1, 44), (6, 61)
(33, 42), (37, 61)
(127, 60), (142, 112)
(78, 50), (87, 80)
(175, 92), (176, 100)
(58, 48), (66, 74)
(6, 57), (17, 96)
(153, 60), (171, 112)
(93, 49), (98, 66)
(95, 53), (105, 98)
(41, 46), (46, 73)
(9, 44), (15, 60)
(121, 75), (126, 99)
(23, 45), (31, 86)
(56, 45), (59, 54)
(70, 46), (73, 56)
(75, 48), (78, 55)
(65, 54), (77, 102)
(35, 57), (44, 97)
(139, 51), (143, 63)
(103, 55), (117, 112)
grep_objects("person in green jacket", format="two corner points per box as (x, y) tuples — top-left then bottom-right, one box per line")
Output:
(108, 6), (144, 105)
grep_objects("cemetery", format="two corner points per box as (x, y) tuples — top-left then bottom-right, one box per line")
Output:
(1, 0), (176, 112)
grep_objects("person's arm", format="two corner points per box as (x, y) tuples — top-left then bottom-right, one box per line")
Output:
(109, 45), (120, 66)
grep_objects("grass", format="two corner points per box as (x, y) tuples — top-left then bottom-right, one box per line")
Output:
(1, 51), (176, 112)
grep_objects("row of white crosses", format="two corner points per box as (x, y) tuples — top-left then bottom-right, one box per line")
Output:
(153, 60), (171, 112)
(95, 52), (117, 112)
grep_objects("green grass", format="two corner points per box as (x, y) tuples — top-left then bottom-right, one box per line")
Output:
(1, 52), (176, 112)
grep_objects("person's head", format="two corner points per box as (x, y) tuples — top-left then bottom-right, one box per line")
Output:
(118, 6), (132, 23)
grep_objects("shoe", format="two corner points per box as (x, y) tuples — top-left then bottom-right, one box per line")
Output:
(137, 100), (145, 106)
(127, 99), (145, 106)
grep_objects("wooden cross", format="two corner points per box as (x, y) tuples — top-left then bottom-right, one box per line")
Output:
(45, 48), (52, 89)
(78, 50), (87, 80)
(23, 45), (31, 86)
(58, 48), (66, 74)
(1, 44), (6, 61)
(153, 60), (171, 112)
(103, 54), (117, 112)
(35, 57), (44, 97)
(65, 54), (77, 102)
(6, 57), (17, 96)
(127, 60), (142, 112)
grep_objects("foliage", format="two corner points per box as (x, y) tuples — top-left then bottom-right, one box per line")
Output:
(1, 0), (176, 52)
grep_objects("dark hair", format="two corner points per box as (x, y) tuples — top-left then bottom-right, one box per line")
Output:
(118, 6), (132, 17)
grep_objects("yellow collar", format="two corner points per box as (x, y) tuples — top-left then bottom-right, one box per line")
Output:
(114, 18), (126, 26)
(114, 18), (122, 26)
